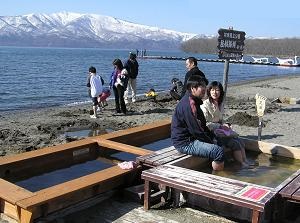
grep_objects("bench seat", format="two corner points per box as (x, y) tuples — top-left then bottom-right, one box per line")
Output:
(136, 146), (189, 167)
(142, 164), (276, 223)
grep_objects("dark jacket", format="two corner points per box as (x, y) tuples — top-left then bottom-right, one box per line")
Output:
(181, 66), (205, 97)
(124, 59), (139, 79)
(171, 92), (213, 149)
(171, 80), (183, 95)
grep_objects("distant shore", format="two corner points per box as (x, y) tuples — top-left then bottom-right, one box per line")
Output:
(1, 74), (300, 156)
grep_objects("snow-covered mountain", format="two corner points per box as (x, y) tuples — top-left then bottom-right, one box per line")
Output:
(0, 12), (199, 49)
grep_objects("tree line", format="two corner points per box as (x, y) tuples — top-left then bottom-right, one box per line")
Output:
(181, 38), (300, 57)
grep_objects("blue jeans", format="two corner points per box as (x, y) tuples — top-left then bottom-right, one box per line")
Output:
(177, 140), (225, 162)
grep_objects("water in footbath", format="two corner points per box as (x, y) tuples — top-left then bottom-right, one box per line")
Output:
(200, 151), (300, 188)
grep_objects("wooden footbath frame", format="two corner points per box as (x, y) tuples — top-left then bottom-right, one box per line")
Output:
(0, 119), (299, 222)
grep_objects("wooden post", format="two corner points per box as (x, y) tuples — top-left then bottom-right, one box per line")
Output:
(222, 59), (230, 106)
(258, 117), (263, 141)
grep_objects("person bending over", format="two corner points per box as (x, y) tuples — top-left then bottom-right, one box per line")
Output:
(170, 78), (183, 101)
(171, 75), (224, 171)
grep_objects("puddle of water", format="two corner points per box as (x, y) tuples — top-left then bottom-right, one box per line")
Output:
(64, 128), (114, 138)
(142, 138), (172, 151)
(16, 159), (114, 192)
(110, 152), (138, 162)
(15, 151), (139, 192)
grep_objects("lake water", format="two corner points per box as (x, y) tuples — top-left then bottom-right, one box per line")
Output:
(1, 46), (299, 112)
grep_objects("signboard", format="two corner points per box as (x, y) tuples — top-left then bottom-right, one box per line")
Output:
(218, 28), (246, 60)
(255, 93), (267, 117)
(236, 186), (271, 202)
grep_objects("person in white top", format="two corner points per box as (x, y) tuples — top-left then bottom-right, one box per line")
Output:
(200, 81), (255, 168)
(87, 66), (103, 118)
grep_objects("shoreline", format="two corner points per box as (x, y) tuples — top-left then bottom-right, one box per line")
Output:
(1, 73), (299, 116)
(1, 74), (300, 156)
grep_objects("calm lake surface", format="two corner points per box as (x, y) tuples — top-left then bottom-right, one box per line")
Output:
(1, 46), (300, 112)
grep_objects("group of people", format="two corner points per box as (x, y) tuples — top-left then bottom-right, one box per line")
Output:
(171, 57), (254, 171)
(86, 52), (139, 118)
(87, 53), (252, 170)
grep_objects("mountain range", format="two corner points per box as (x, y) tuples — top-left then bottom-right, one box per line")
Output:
(0, 12), (203, 49)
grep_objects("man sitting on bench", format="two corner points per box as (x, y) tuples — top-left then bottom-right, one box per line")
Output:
(171, 75), (224, 171)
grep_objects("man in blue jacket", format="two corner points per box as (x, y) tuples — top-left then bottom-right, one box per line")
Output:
(171, 75), (224, 171)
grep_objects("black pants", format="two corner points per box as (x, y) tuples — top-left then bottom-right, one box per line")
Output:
(113, 85), (126, 113)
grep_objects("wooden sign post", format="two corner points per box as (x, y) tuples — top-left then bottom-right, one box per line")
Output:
(255, 93), (267, 141)
(218, 28), (245, 105)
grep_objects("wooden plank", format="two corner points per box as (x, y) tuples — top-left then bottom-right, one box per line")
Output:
(1, 200), (19, 220)
(97, 119), (171, 142)
(34, 191), (115, 222)
(275, 169), (300, 192)
(0, 179), (33, 204)
(280, 173), (300, 199)
(136, 146), (188, 167)
(142, 165), (275, 211)
(95, 139), (152, 156)
(242, 138), (300, 159)
(152, 151), (187, 166)
(0, 139), (99, 181)
(136, 146), (176, 164)
(0, 138), (97, 165)
(292, 188), (300, 200)
(143, 148), (181, 166)
(17, 165), (140, 209)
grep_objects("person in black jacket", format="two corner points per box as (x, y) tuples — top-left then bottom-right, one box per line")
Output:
(181, 57), (206, 98)
(171, 75), (224, 171)
(170, 78), (183, 101)
(124, 52), (139, 104)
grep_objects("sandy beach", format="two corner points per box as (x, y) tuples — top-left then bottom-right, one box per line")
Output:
(1, 75), (299, 156)
(1, 75), (300, 222)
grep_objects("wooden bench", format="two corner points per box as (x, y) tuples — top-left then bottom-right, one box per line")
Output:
(136, 146), (189, 167)
(279, 169), (300, 202)
(277, 169), (300, 220)
(141, 164), (276, 223)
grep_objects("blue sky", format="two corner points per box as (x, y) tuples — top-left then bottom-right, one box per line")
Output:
(1, 0), (299, 38)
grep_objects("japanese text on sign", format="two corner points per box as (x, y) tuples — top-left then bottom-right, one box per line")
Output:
(218, 28), (246, 60)
(218, 39), (244, 51)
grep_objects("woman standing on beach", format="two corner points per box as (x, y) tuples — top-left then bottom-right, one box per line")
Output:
(200, 81), (252, 167)
(109, 59), (128, 115)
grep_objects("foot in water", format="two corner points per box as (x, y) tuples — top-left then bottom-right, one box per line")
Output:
(245, 159), (259, 166)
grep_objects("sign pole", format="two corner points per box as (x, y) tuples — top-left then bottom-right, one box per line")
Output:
(222, 59), (229, 106)
(258, 117), (263, 141)
(217, 27), (245, 108)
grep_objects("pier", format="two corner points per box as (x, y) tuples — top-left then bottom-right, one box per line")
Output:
(139, 55), (300, 67)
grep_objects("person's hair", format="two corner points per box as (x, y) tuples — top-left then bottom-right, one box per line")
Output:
(112, 58), (123, 70)
(171, 77), (179, 83)
(129, 52), (136, 60)
(186, 75), (208, 91)
(89, 66), (96, 73)
(207, 81), (224, 105)
(187, 57), (198, 66)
